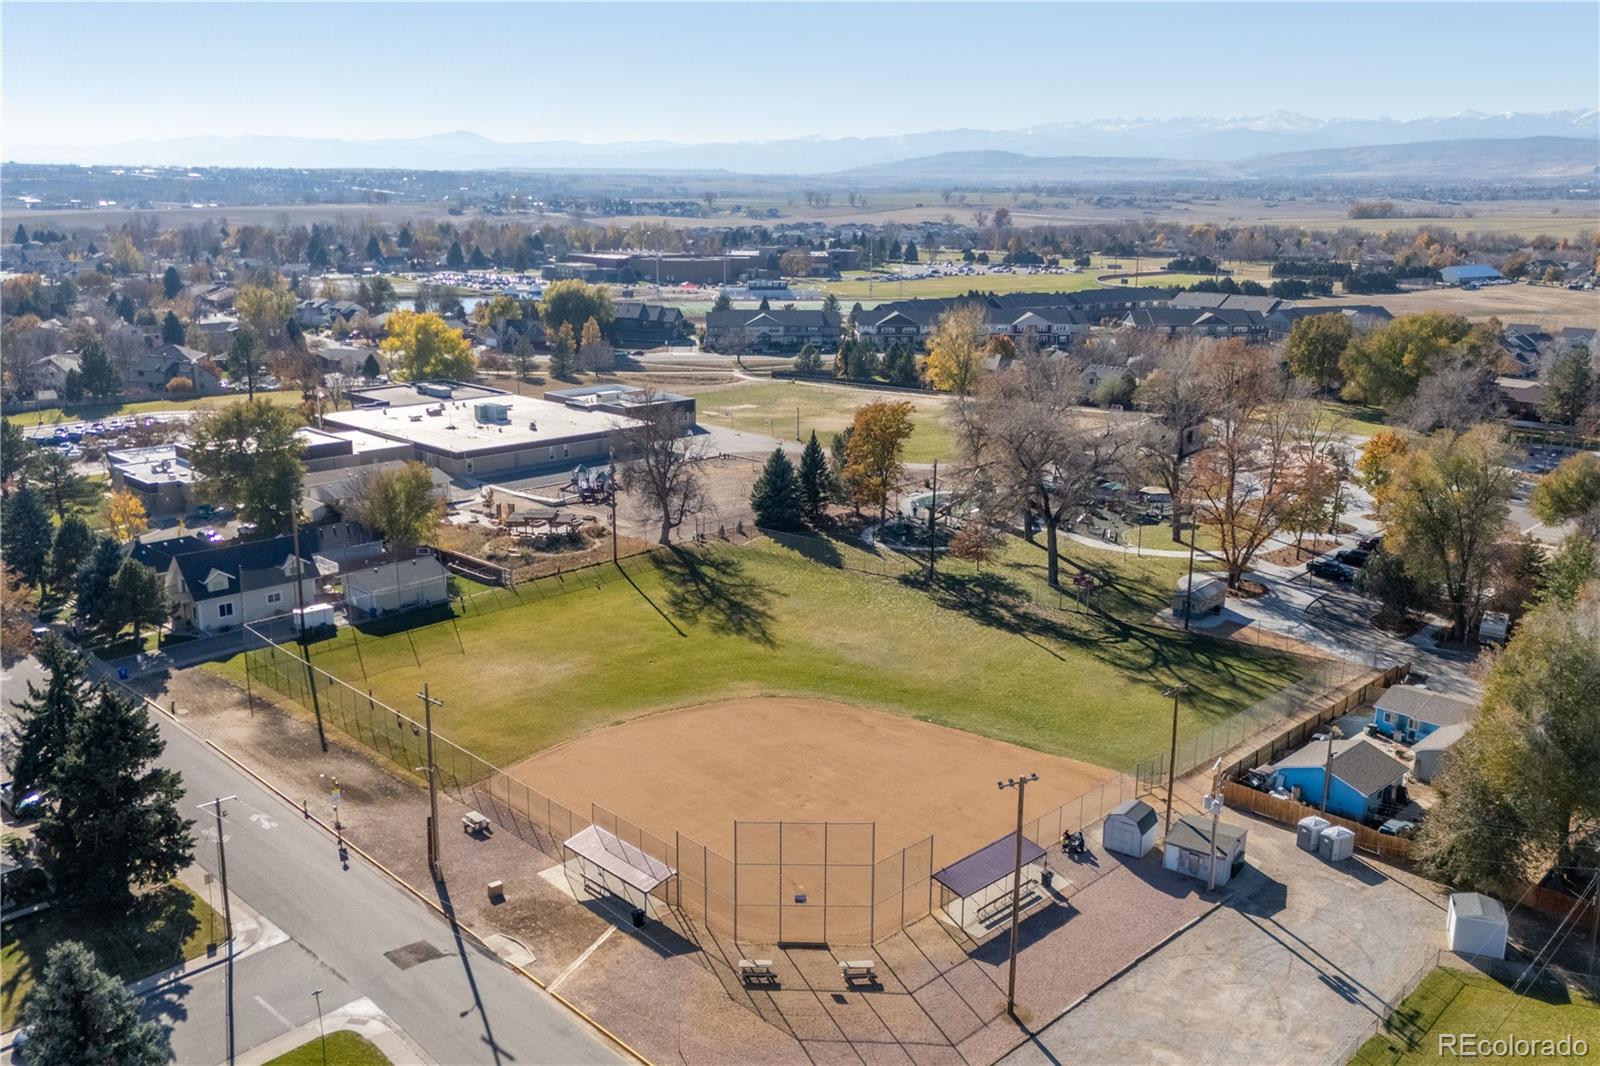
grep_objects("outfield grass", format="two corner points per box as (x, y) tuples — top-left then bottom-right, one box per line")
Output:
(4, 390), (303, 427)
(692, 379), (957, 462)
(0, 881), (221, 1030)
(213, 534), (1303, 774)
(265, 1031), (392, 1066)
(1349, 967), (1600, 1065)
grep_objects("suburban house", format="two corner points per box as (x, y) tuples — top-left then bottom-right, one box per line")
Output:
(1264, 305), (1394, 340)
(1498, 377), (1548, 420)
(1268, 736), (1410, 823)
(607, 302), (690, 348)
(162, 524), (381, 635)
(1371, 685), (1478, 743)
(704, 308), (843, 353)
(343, 555), (451, 618)
(26, 352), (81, 395)
(1123, 306), (1270, 339)
(126, 344), (223, 397)
(294, 299), (366, 329)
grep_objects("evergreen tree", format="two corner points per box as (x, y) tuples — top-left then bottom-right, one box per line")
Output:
(362, 352), (382, 380)
(2, 418), (34, 495)
(36, 684), (194, 904)
(397, 225), (414, 248)
(828, 426), (855, 506)
(750, 448), (805, 531)
(21, 941), (167, 1066)
(12, 223), (27, 245)
(62, 368), (84, 404)
(758, 296), (771, 311)
(1540, 344), (1595, 427)
(49, 514), (94, 598)
(446, 240), (465, 269)
(10, 636), (93, 794)
(798, 431), (829, 524)
(903, 240), (919, 263)
(162, 264), (183, 300)
(228, 326), (263, 399)
(108, 559), (168, 646)
(75, 538), (123, 634)
(365, 234), (382, 260)
(468, 245), (491, 269)
(160, 310), (184, 345)
(79, 339), (122, 401)
(1, 484), (53, 586)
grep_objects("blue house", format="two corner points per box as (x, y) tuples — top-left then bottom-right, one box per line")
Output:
(1371, 686), (1477, 743)
(1269, 737), (1409, 823)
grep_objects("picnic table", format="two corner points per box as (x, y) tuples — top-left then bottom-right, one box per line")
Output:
(839, 959), (878, 986)
(462, 810), (492, 836)
(738, 959), (777, 985)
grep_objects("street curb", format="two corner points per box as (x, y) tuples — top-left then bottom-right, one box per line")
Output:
(199, 739), (651, 1065)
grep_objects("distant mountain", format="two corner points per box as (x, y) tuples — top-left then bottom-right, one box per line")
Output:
(8, 111), (1597, 174)
(841, 137), (1600, 184)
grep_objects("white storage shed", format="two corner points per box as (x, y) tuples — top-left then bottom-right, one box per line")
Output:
(1446, 892), (1508, 959)
(1102, 800), (1159, 859)
(344, 556), (450, 618)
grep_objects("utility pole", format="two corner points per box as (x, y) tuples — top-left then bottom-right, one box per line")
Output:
(997, 772), (1038, 1019)
(926, 460), (938, 582)
(290, 501), (327, 752)
(416, 685), (444, 881)
(1320, 725), (1341, 816)
(198, 796), (237, 943)
(198, 795), (238, 1066)
(1162, 684), (1187, 832)
(1203, 759), (1224, 891)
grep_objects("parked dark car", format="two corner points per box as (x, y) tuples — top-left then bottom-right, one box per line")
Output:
(1357, 534), (1383, 552)
(1336, 548), (1371, 568)
(1308, 557), (1357, 583)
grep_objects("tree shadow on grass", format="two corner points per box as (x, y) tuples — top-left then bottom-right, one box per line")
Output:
(651, 546), (780, 646)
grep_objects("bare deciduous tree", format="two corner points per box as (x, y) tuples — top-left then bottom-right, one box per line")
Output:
(1134, 338), (1215, 542)
(619, 392), (710, 545)
(957, 351), (1137, 589)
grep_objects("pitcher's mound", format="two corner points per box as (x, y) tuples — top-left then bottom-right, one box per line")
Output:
(509, 697), (1115, 864)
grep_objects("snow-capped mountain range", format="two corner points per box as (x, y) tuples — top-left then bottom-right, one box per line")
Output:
(8, 110), (1597, 175)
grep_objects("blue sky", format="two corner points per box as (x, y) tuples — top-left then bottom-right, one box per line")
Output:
(3, 2), (1596, 146)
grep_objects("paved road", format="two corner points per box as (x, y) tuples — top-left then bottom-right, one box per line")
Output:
(150, 709), (622, 1064)
(0, 654), (624, 1066)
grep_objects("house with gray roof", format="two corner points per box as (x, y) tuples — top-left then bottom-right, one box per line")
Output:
(1372, 685), (1478, 743)
(1269, 736), (1410, 822)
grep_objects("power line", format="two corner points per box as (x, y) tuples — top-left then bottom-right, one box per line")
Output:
(1482, 869), (1598, 1042)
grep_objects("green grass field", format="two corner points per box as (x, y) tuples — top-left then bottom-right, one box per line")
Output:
(214, 534), (1303, 774)
(692, 379), (957, 462)
(825, 271), (1109, 302)
(1349, 967), (1600, 1065)
(4, 390), (303, 427)
(265, 1031), (392, 1066)
(1319, 400), (1392, 439)
(0, 882), (221, 1030)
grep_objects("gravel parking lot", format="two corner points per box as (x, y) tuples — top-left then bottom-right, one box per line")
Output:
(1004, 811), (1450, 1066)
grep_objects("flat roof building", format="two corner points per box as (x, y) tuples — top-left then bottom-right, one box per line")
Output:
(107, 444), (195, 516)
(323, 384), (645, 478)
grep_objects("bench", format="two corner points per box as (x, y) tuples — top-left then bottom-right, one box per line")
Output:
(839, 960), (878, 986)
(462, 811), (492, 836)
(738, 959), (777, 985)
(975, 881), (1039, 924)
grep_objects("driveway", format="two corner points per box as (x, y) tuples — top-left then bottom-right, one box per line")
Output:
(1003, 812), (1449, 1066)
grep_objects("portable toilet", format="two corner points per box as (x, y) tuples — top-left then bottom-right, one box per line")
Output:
(1102, 799), (1159, 858)
(1447, 892), (1508, 959)
(1296, 815), (1331, 853)
(1319, 825), (1356, 862)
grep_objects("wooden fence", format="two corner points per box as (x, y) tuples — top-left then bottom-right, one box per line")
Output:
(1517, 881), (1600, 927)
(1218, 662), (1411, 781)
(1222, 780), (1415, 860)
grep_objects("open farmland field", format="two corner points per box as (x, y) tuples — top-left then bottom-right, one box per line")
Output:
(687, 379), (956, 462)
(4, 389), (304, 427)
(1314, 284), (1600, 330)
(213, 535), (1307, 776)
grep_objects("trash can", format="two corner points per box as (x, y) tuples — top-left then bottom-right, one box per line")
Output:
(1042, 869), (1054, 890)
(631, 907), (646, 928)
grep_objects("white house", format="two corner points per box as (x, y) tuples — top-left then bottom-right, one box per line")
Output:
(163, 535), (323, 635)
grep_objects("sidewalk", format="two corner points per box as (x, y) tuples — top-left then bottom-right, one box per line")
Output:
(128, 865), (288, 997)
(236, 996), (433, 1066)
